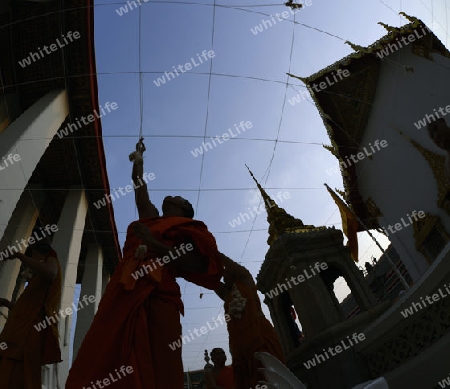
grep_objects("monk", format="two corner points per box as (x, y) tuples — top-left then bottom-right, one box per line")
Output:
(0, 241), (62, 389)
(215, 254), (285, 389)
(205, 348), (234, 389)
(66, 139), (223, 389)
(428, 118), (450, 181)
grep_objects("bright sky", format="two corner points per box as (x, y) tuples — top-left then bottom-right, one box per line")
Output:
(87, 0), (449, 372)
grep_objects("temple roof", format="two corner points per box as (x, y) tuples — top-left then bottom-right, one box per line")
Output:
(246, 166), (316, 246)
(288, 14), (449, 228)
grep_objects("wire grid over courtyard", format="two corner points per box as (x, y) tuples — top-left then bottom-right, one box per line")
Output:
(2, 0), (449, 373)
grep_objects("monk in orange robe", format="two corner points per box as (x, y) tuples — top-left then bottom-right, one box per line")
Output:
(66, 139), (223, 389)
(0, 242), (62, 389)
(215, 254), (285, 389)
(205, 348), (234, 389)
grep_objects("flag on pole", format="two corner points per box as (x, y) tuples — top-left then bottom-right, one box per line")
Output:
(324, 184), (359, 262)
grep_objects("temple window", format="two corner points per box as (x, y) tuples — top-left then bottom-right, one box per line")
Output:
(280, 292), (302, 348)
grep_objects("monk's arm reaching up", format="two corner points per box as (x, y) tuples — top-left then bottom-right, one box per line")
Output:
(8, 252), (57, 282)
(220, 253), (251, 281)
(130, 138), (159, 219)
(214, 254), (254, 300)
(133, 223), (208, 273)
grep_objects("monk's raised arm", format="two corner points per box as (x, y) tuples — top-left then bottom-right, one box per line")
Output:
(9, 252), (57, 282)
(219, 253), (250, 281)
(130, 139), (159, 219)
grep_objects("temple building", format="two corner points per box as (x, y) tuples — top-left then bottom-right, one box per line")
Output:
(250, 169), (385, 389)
(290, 14), (450, 282)
(254, 14), (450, 389)
(0, 1), (121, 387)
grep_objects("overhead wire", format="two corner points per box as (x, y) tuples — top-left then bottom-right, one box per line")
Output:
(191, 0), (221, 366)
(3, 0), (433, 369)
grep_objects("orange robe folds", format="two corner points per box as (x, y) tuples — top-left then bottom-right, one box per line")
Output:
(225, 281), (285, 389)
(0, 251), (62, 389)
(66, 216), (223, 389)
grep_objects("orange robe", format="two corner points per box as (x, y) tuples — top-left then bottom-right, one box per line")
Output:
(225, 281), (285, 389)
(216, 365), (234, 389)
(66, 216), (223, 389)
(0, 251), (62, 389)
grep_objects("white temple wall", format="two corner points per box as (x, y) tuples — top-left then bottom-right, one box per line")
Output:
(354, 42), (450, 280)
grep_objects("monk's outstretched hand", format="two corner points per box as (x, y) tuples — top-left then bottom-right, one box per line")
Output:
(0, 298), (12, 309)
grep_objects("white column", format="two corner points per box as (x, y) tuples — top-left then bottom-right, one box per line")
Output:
(51, 188), (87, 385)
(0, 89), (68, 242)
(73, 243), (103, 359)
(101, 267), (110, 296)
(0, 190), (44, 329)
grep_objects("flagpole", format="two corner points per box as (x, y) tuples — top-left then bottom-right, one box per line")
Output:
(329, 187), (410, 290)
(187, 369), (191, 389)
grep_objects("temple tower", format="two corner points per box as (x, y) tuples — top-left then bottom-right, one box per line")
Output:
(249, 170), (385, 389)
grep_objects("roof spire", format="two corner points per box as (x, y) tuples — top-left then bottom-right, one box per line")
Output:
(245, 165), (313, 245)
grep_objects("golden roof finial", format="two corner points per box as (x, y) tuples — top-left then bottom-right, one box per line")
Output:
(246, 165), (314, 245)
(377, 22), (397, 33)
(399, 12), (421, 26)
(286, 72), (308, 84)
(345, 41), (369, 53)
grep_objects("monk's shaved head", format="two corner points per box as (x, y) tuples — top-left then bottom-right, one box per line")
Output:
(210, 348), (227, 366)
(183, 200), (194, 218)
(162, 196), (194, 218)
